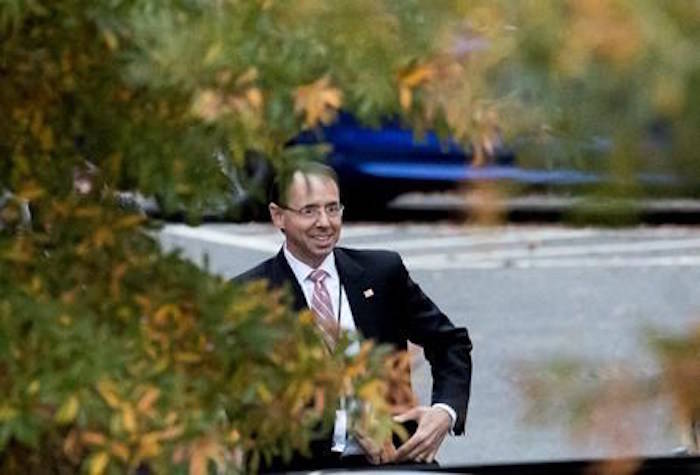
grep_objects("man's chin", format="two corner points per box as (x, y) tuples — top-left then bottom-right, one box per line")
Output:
(311, 240), (336, 256)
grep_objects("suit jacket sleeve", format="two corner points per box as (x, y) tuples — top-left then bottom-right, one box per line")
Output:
(393, 253), (472, 435)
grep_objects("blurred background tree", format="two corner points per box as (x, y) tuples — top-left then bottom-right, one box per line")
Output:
(518, 324), (700, 460)
(1, 0), (699, 473)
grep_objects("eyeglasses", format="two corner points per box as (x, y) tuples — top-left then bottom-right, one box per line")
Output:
(280, 202), (344, 220)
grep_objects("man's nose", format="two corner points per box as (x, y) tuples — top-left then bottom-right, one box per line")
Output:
(315, 208), (332, 226)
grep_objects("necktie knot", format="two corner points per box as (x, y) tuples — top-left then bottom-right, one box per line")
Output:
(308, 268), (328, 284)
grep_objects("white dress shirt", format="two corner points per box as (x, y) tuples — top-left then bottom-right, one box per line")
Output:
(283, 245), (356, 333)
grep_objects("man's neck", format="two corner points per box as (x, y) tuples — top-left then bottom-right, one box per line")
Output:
(283, 244), (332, 271)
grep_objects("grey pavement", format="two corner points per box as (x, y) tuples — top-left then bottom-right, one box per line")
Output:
(158, 222), (700, 466)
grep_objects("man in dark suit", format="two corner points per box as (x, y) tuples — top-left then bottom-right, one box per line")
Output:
(234, 162), (472, 470)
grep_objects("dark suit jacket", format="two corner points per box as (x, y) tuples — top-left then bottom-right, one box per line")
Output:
(234, 246), (472, 434)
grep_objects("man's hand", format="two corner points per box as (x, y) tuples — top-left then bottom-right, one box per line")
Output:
(394, 406), (451, 463)
(354, 429), (397, 465)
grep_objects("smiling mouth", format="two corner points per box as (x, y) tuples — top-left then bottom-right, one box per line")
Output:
(312, 235), (333, 243)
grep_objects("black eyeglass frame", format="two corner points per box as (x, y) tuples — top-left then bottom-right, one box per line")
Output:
(278, 202), (345, 219)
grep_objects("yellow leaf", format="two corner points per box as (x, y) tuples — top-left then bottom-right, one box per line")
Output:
(108, 152), (123, 178)
(30, 276), (43, 294)
(203, 43), (223, 65)
(122, 404), (137, 433)
(0, 405), (18, 422)
(256, 383), (273, 403)
(153, 358), (170, 373)
(59, 314), (72, 326)
(175, 352), (202, 363)
(17, 182), (45, 201)
(313, 387), (325, 413)
(88, 451), (110, 475)
(39, 127), (54, 151)
(74, 205), (102, 218)
(298, 310), (314, 325)
(191, 89), (223, 122)
(397, 64), (435, 111)
(63, 429), (80, 461)
(190, 450), (207, 475)
(27, 380), (40, 396)
(135, 434), (161, 460)
(216, 69), (233, 85)
(235, 67), (258, 86)
(358, 380), (386, 402)
(320, 88), (342, 108)
(81, 431), (107, 446)
(110, 441), (130, 462)
(55, 394), (80, 424)
(110, 263), (128, 299)
(136, 387), (160, 414)
(102, 29), (119, 51)
(399, 64), (435, 88)
(93, 226), (114, 248)
(154, 424), (184, 441)
(189, 437), (226, 475)
(154, 304), (181, 326)
(165, 412), (178, 425)
(345, 360), (367, 379)
(134, 295), (152, 313)
(399, 86), (412, 111)
(246, 87), (263, 109)
(294, 75), (343, 127)
(2, 243), (33, 264)
(115, 214), (145, 229)
(97, 379), (122, 409)
(134, 428), (180, 461)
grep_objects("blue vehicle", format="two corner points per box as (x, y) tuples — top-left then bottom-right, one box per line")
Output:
(294, 113), (608, 207)
(223, 113), (689, 220)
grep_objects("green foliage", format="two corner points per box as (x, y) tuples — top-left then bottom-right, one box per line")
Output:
(2, 0), (700, 472)
(0, 0), (474, 209)
(497, 0), (700, 188)
(3, 1), (698, 206)
(0, 198), (402, 473)
(2, 1), (464, 472)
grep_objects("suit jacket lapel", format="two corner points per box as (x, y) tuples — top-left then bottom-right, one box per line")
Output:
(334, 248), (379, 339)
(271, 247), (380, 339)
(270, 249), (307, 312)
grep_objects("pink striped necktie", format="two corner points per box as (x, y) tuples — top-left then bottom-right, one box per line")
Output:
(308, 269), (340, 350)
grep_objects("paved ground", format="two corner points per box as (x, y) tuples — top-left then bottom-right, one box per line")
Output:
(158, 222), (700, 466)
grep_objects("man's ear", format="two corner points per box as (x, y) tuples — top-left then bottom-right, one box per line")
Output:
(269, 203), (285, 233)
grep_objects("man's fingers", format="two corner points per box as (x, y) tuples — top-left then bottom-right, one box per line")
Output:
(354, 431), (381, 464)
(393, 406), (421, 423)
(412, 436), (436, 460)
(354, 432), (371, 450)
(424, 438), (443, 463)
(403, 442), (431, 462)
(425, 429), (447, 462)
(396, 432), (434, 462)
(426, 445), (440, 463)
(380, 440), (397, 464)
(395, 407), (452, 463)
(396, 427), (445, 462)
(394, 432), (420, 460)
(355, 430), (397, 465)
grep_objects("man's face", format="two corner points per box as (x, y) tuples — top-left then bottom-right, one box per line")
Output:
(270, 172), (342, 268)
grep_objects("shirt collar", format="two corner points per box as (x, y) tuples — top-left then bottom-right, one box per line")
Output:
(283, 243), (338, 283)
